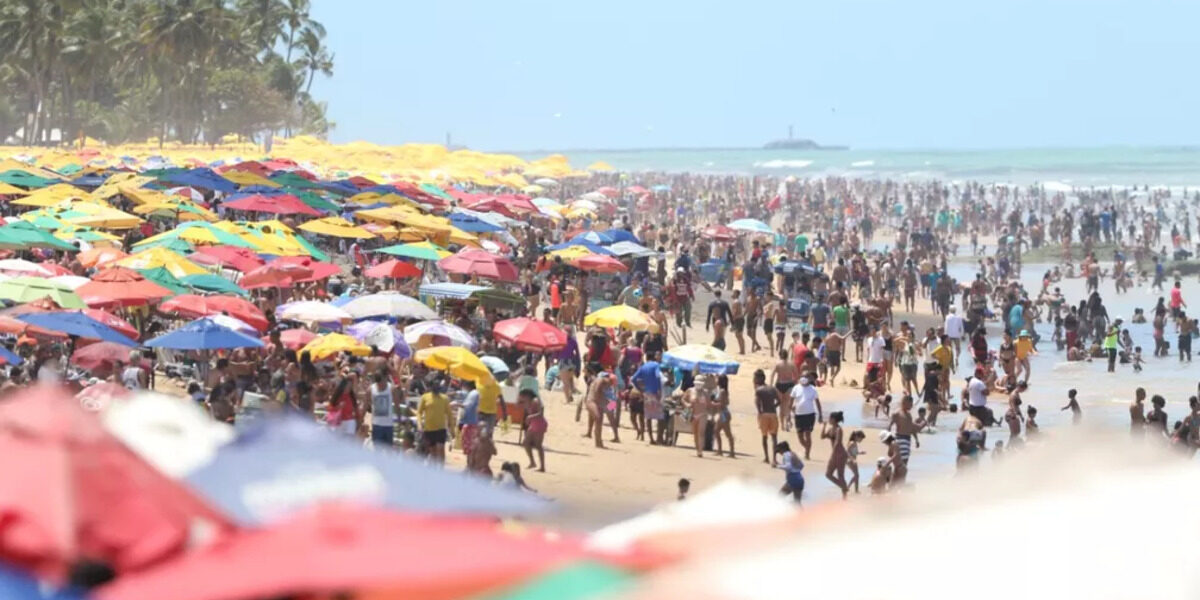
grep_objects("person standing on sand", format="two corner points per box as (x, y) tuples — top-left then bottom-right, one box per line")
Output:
(633, 353), (664, 445)
(944, 306), (964, 364)
(706, 289), (732, 351)
(518, 389), (547, 472)
(821, 411), (850, 498)
(771, 298), (788, 356)
(1130, 387), (1147, 437)
(753, 369), (780, 465)
(822, 330), (848, 387)
(771, 349), (798, 432)
(585, 362), (614, 449)
(713, 374), (735, 458)
(685, 376), (712, 458)
(790, 376), (822, 459)
(730, 289), (746, 354)
(745, 288), (763, 352)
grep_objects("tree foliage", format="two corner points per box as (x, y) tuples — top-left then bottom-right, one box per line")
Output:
(0, 0), (335, 145)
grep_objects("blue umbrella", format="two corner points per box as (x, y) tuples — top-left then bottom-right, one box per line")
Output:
(449, 213), (503, 233)
(0, 563), (86, 599)
(545, 240), (616, 256)
(186, 415), (548, 525)
(728, 218), (774, 235)
(569, 231), (615, 245)
(145, 317), (264, 350)
(159, 167), (235, 193)
(16, 312), (138, 346)
(0, 346), (23, 366)
(603, 228), (640, 244)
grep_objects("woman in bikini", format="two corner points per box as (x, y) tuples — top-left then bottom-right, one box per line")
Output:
(821, 411), (850, 498)
(712, 374), (735, 458)
(519, 389), (548, 472)
(685, 375), (712, 458)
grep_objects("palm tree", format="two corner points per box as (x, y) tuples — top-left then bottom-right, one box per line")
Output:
(295, 26), (333, 95)
(282, 0), (322, 64)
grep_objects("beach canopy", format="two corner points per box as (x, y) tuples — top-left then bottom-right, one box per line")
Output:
(414, 346), (493, 383)
(403, 319), (476, 350)
(438, 249), (519, 282)
(572, 254), (627, 273)
(607, 241), (656, 258)
(145, 317), (265, 350)
(297, 216), (375, 239)
(375, 241), (451, 261)
(224, 193), (322, 217)
(75, 267), (172, 307)
(180, 273), (247, 297)
(17, 311), (138, 346)
(727, 218), (773, 234)
(116, 247), (207, 278)
(342, 292), (437, 320)
(278, 301), (351, 325)
(364, 259), (422, 279)
(183, 416), (547, 527)
(492, 318), (568, 352)
(584, 305), (658, 332)
(300, 333), (370, 360)
(0, 385), (230, 580)
(662, 344), (741, 375)
(158, 294), (269, 332)
(190, 245), (264, 272)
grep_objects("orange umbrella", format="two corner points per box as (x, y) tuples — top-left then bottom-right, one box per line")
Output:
(572, 254), (628, 273)
(77, 247), (127, 269)
(239, 263), (314, 289)
(75, 267), (172, 308)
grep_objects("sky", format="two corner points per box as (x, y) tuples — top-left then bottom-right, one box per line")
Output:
(310, 0), (1200, 151)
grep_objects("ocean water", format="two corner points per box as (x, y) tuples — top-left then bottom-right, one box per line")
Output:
(530, 146), (1200, 188)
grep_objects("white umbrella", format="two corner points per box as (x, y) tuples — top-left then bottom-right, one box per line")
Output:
(102, 392), (234, 478)
(342, 292), (437, 320)
(580, 192), (607, 202)
(608, 241), (657, 258)
(531, 197), (562, 210)
(533, 178), (559, 187)
(573, 198), (601, 210)
(208, 314), (257, 335)
(403, 319), (476, 349)
(49, 275), (90, 290)
(0, 258), (53, 277)
(278, 301), (352, 325)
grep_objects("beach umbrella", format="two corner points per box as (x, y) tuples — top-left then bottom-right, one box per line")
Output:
(0, 385), (230, 580)
(570, 231), (615, 245)
(70, 341), (137, 373)
(205, 314), (257, 335)
(300, 333), (370, 360)
(98, 504), (577, 600)
(584, 305), (658, 332)
(479, 355), (510, 377)
(403, 319), (476, 350)
(238, 262), (312, 289)
(603, 228), (640, 244)
(342, 292), (437, 320)
(572, 254), (628, 273)
(81, 309), (138, 340)
(477, 562), (633, 600)
(345, 320), (411, 357)
(158, 294), (269, 332)
(278, 301), (351, 325)
(0, 346), (22, 366)
(145, 317), (264, 350)
(224, 193), (322, 216)
(269, 328), (318, 351)
(492, 318), (568, 352)
(132, 198), (217, 222)
(449, 212), (505, 233)
(607, 241), (657, 258)
(0, 277), (85, 308)
(438, 249), (519, 282)
(0, 259), (53, 277)
(364, 259), (422, 279)
(180, 273), (247, 296)
(115, 247), (207, 278)
(578, 193), (605, 204)
(16, 311), (138, 346)
(662, 344), (741, 375)
(75, 267), (172, 307)
(298, 216), (376, 239)
(181, 416), (546, 526)
(75, 381), (130, 412)
(134, 222), (254, 250)
(414, 346), (493, 383)
(72, 247), (125, 270)
(101, 391), (234, 479)
(189, 245), (264, 272)
(158, 167), (235, 193)
(47, 275), (89, 290)
(727, 218), (773, 234)
(545, 240), (616, 256)
(0, 561), (87, 599)
(375, 241), (452, 261)
(268, 256), (340, 281)
(700, 224), (737, 242)
(136, 267), (190, 294)
(0, 222), (76, 251)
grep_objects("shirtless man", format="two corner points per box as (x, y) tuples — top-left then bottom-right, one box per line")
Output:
(822, 330), (848, 387)
(730, 289), (746, 354)
(1130, 387), (1146, 438)
(771, 298), (788, 355)
(771, 349), (799, 432)
(711, 315), (727, 351)
(887, 394), (921, 484)
(745, 288), (762, 352)
(585, 363), (613, 449)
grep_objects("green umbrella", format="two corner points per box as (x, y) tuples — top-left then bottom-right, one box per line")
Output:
(133, 237), (195, 253)
(181, 273), (247, 296)
(0, 170), (58, 189)
(375, 242), (447, 261)
(270, 172), (322, 189)
(481, 562), (632, 600)
(290, 189), (340, 212)
(0, 276), (86, 308)
(137, 267), (190, 294)
(57, 164), (83, 175)
(419, 183), (454, 202)
(0, 221), (77, 251)
(292, 234), (329, 262)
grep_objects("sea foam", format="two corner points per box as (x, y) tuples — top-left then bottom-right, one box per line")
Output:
(753, 159), (814, 169)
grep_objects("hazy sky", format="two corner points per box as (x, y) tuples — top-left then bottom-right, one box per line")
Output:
(310, 0), (1199, 150)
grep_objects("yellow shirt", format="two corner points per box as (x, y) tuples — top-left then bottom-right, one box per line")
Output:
(1015, 338), (1034, 360)
(478, 378), (501, 416)
(418, 392), (451, 431)
(931, 345), (953, 369)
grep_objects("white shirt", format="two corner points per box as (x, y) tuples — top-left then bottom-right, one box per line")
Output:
(967, 377), (988, 407)
(945, 313), (965, 339)
(790, 383), (819, 416)
(866, 335), (885, 364)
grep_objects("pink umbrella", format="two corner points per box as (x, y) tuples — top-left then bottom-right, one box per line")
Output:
(365, 259), (422, 279)
(493, 318), (568, 352)
(437, 249), (518, 282)
(191, 246), (265, 272)
(269, 256), (340, 282)
(239, 262), (314, 289)
(223, 194), (321, 217)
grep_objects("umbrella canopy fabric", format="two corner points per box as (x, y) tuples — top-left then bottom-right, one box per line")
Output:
(344, 321), (411, 357)
(183, 416), (547, 527)
(267, 256), (340, 281)
(135, 267), (190, 295)
(727, 218), (773, 234)
(48, 275), (90, 291)
(492, 318), (568, 352)
(403, 319), (476, 350)
(115, 248), (207, 278)
(607, 241), (657, 258)
(70, 341), (137, 373)
(16, 311), (137, 346)
(341, 292), (437, 320)
(0, 277), (85, 309)
(0, 346), (23, 366)
(583, 305), (658, 332)
(438, 249), (519, 282)
(189, 245), (264, 272)
(180, 273), (247, 297)
(77, 247), (127, 269)
(158, 294), (268, 331)
(81, 309), (138, 341)
(414, 346), (493, 383)
(569, 231), (614, 245)
(700, 224), (737, 242)
(278, 301), (351, 325)
(99, 504), (578, 600)
(144, 317), (264, 350)
(572, 254), (628, 273)
(0, 259), (53, 277)
(101, 392), (234, 479)
(298, 216), (375, 239)
(602, 228), (640, 244)
(223, 193), (321, 216)
(300, 333), (370, 360)
(375, 241), (451, 261)
(662, 344), (741, 375)
(0, 562), (87, 599)
(75, 267), (172, 307)
(364, 259), (422, 279)
(0, 385), (230, 580)
(238, 262), (312, 289)
(269, 328), (318, 351)
(478, 562), (633, 600)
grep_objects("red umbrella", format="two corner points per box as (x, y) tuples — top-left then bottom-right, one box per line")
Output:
(701, 224), (737, 242)
(239, 262), (313, 289)
(437, 249), (519, 282)
(82, 309), (138, 340)
(269, 256), (340, 282)
(263, 328), (318, 350)
(70, 341), (136, 374)
(596, 186), (620, 198)
(572, 254), (628, 273)
(216, 160), (271, 177)
(76, 267), (172, 308)
(223, 194), (321, 217)
(191, 245), (265, 272)
(364, 259), (422, 279)
(97, 505), (587, 600)
(0, 385), (230, 580)
(493, 318), (568, 352)
(159, 294), (269, 332)
(76, 381), (131, 412)
(39, 263), (74, 277)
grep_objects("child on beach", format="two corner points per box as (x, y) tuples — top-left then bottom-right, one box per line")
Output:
(846, 429), (865, 493)
(868, 457), (891, 494)
(774, 441), (805, 503)
(1132, 346), (1144, 372)
(1061, 389), (1082, 425)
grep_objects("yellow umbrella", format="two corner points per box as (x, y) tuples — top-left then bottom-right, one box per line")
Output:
(116, 247), (208, 278)
(0, 182), (28, 195)
(414, 346), (495, 384)
(55, 225), (123, 243)
(133, 199), (218, 222)
(521, 184), (544, 195)
(298, 216), (376, 239)
(584, 305), (659, 332)
(346, 191), (418, 207)
(111, 182), (166, 205)
(301, 333), (371, 360)
(62, 203), (143, 229)
(220, 170), (280, 188)
(10, 183), (87, 207)
(447, 225), (479, 247)
(563, 206), (596, 219)
(0, 159), (64, 181)
(545, 246), (594, 261)
(586, 161), (616, 172)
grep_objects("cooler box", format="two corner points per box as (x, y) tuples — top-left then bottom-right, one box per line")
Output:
(699, 259), (727, 284)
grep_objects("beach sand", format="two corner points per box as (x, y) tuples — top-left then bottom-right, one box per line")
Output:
(448, 289), (948, 531)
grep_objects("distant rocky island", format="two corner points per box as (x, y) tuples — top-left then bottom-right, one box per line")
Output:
(763, 126), (848, 150)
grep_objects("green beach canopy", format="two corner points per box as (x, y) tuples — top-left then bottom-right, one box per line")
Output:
(375, 242), (448, 261)
(0, 221), (77, 251)
(480, 562), (632, 600)
(0, 170), (58, 189)
(137, 267), (190, 294)
(181, 273), (248, 296)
